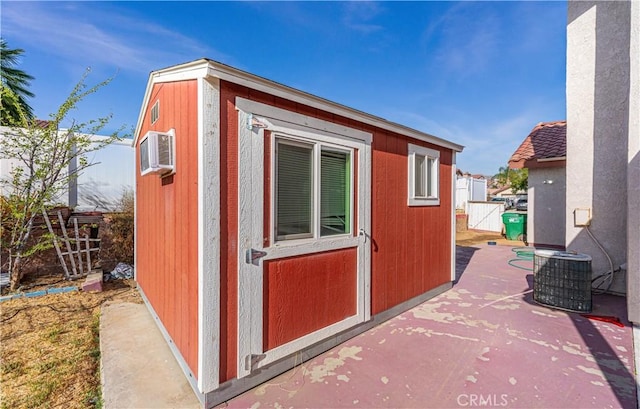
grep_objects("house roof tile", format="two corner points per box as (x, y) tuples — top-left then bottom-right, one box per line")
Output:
(509, 120), (566, 168)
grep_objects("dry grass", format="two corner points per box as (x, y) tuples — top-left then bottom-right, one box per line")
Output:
(0, 277), (141, 409)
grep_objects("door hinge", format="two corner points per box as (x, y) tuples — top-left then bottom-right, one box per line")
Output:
(246, 248), (267, 266)
(246, 113), (268, 130)
(245, 353), (267, 371)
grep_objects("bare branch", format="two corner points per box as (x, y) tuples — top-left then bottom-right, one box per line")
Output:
(0, 71), (127, 289)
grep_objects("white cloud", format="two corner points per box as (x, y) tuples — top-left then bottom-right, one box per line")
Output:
(341, 2), (384, 34)
(1, 3), (229, 74)
(421, 3), (501, 79)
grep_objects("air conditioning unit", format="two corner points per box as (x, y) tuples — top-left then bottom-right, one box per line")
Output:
(140, 129), (175, 176)
(533, 250), (592, 312)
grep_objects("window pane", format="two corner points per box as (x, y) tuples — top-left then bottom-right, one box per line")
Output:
(321, 149), (350, 236)
(427, 157), (435, 197)
(276, 141), (313, 239)
(414, 154), (425, 197)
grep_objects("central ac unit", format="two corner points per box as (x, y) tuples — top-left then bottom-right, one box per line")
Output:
(533, 250), (592, 312)
(140, 129), (175, 176)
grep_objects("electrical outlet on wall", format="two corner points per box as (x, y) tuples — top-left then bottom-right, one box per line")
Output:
(574, 208), (592, 226)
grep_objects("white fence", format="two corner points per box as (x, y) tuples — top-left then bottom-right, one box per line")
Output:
(71, 138), (134, 211)
(467, 201), (505, 232)
(1, 128), (134, 212)
(456, 177), (487, 210)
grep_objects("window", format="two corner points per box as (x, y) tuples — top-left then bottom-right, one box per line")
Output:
(275, 137), (352, 241)
(408, 143), (440, 206)
(320, 149), (350, 236)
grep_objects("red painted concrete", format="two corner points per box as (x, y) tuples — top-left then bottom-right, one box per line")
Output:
(225, 244), (636, 409)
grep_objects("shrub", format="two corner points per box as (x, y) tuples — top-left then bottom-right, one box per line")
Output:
(97, 188), (134, 270)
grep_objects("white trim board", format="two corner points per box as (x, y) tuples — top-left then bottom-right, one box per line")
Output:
(634, 324), (640, 407)
(138, 287), (205, 406)
(197, 77), (221, 392)
(134, 59), (464, 154)
(236, 98), (372, 144)
(451, 152), (457, 282)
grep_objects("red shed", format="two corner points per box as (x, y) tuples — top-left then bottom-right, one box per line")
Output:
(133, 59), (464, 407)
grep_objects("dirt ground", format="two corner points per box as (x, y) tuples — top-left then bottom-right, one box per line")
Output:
(0, 277), (142, 409)
(455, 229), (526, 247)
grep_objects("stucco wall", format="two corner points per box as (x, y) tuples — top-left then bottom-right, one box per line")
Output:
(627, 0), (640, 321)
(566, 1), (631, 295)
(528, 167), (565, 248)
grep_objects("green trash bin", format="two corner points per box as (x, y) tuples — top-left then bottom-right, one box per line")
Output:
(502, 212), (527, 241)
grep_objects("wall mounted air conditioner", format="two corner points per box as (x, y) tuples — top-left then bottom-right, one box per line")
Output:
(140, 129), (175, 176)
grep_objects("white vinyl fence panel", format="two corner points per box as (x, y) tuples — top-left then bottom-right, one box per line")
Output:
(467, 201), (505, 232)
(456, 178), (469, 209)
(456, 176), (487, 210)
(1, 128), (134, 211)
(471, 178), (487, 201)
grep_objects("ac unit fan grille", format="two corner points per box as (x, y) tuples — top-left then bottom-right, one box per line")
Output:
(533, 253), (592, 312)
(157, 133), (173, 166)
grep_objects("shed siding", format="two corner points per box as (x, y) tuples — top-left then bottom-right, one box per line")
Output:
(371, 134), (453, 314)
(136, 80), (199, 376)
(219, 82), (240, 382)
(218, 80), (453, 381)
(263, 248), (358, 351)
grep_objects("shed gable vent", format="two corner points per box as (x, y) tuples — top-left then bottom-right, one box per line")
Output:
(151, 100), (160, 124)
(139, 129), (175, 176)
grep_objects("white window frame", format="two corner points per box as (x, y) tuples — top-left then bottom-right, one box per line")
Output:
(408, 143), (440, 206)
(272, 132), (355, 243)
(236, 97), (372, 263)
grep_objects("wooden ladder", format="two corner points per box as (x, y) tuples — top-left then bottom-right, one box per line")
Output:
(42, 210), (101, 280)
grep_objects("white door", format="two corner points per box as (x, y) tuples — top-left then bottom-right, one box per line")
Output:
(236, 98), (372, 378)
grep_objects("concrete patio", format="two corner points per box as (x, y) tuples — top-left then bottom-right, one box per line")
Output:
(101, 244), (637, 408)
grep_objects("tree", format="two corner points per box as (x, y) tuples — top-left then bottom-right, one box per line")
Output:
(0, 70), (124, 290)
(493, 166), (510, 188)
(508, 168), (528, 193)
(1, 39), (35, 124)
(492, 165), (528, 192)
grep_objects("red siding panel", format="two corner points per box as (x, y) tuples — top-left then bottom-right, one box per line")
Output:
(371, 134), (453, 315)
(232, 80), (453, 314)
(262, 248), (358, 351)
(218, 79), (454, 381)
(135, 81), (199, 377)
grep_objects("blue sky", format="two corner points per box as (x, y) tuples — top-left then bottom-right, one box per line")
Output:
(1, 1), (567, 175)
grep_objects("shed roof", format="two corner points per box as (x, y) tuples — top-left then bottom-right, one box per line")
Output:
(509, 120), (566, 169)
(134, 59), (464, 152)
